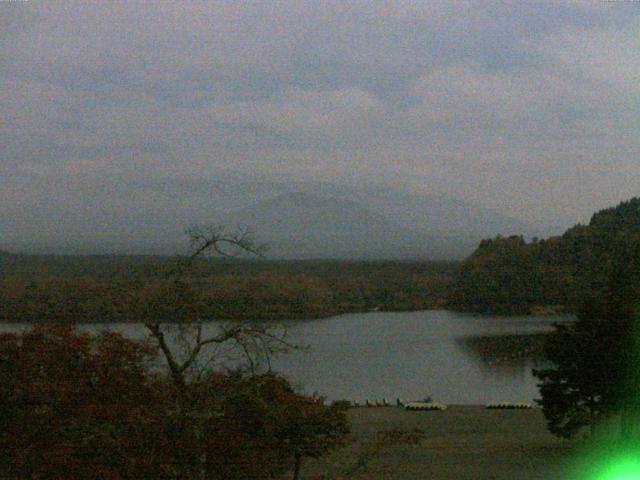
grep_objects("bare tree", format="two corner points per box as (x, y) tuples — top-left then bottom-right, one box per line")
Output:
(167, 224), (267, 279)
(142, 225), (294, 480)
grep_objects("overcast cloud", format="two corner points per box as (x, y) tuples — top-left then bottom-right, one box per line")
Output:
(2, 1), (640, 252)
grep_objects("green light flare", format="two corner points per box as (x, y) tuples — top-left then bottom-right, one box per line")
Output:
(568, 441), (640, 480)
(595, 456), (640, 480)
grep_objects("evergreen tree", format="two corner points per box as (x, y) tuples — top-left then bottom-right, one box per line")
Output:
(534, 240), (640, 438)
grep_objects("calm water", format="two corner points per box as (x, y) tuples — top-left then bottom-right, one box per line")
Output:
(273, 310), (569, 404)
(0, 310), (571, 404)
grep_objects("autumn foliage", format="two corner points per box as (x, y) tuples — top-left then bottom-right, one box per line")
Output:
(0, 325), (349, 480)
(200, 372), (349, 479)
(0, 325), (170, 479)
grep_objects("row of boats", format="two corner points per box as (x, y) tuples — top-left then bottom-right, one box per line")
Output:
(485, 402), (533, 409)
(350, 398), (447, 410)
(349, 399), (533, 411)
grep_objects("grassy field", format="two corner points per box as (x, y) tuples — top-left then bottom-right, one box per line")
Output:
(303, 406), (577, 480)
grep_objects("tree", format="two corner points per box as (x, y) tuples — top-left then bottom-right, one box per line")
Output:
(534, 240), (640, 439)
(0, 324), (172, 479)
(0, 326), (349, 480)
(137, 225), (299, 479)
(200, 372), (349, 480)
(271, 390), (350, 480)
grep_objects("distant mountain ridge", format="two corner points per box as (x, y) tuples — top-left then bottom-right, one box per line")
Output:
(1, 171), (534, 258)
(222, 189), (533, 260)
(223, 191), (438, 259)
(301, 183), (534, 241)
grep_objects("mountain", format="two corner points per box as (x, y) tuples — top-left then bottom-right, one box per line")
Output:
(1, 170), (532, 258)
(302, 183), (535, 241)
(222, 192), (431, 259)
(222, 190), (532, 260)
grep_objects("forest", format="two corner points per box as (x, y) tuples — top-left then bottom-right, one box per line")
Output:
(0, 254), (455, 322)
(450, 197), (640, 314)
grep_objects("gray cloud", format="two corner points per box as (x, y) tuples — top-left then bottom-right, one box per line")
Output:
(1, 0), (640, 252)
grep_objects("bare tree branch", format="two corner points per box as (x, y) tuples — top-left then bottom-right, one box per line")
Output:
(145, 224), (295, 386)
(145, 322), (186, 390)
(166, 224), (269, 279)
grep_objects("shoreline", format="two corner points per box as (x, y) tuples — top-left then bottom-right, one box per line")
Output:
(0, 307), (575, 325)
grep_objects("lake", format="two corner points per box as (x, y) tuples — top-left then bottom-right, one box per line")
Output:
(0, 310), (571, 405)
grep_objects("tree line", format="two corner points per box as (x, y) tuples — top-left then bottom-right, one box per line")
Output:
(0, 258), (455, 323)
(534, 239), (640, 440)
(444, 198), (640, 439)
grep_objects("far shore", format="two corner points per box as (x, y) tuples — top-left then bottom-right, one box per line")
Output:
(0, 306), (575, 325)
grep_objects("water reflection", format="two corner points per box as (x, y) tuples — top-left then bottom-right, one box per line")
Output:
(455, 333), (549, 366)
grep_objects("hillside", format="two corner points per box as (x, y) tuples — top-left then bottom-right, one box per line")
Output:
(450, 198), (640, 314)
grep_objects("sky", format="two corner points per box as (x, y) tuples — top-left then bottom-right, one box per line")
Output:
(1, 1), (640, 253)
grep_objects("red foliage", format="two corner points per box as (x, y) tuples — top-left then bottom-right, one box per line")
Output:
(0, 326), (349, 480)
(201, 372), (349, 479)
(0, 325), (172, 479)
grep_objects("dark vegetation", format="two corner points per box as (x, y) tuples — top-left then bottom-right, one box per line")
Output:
(451, 198), (640, 314)
(0, 253), (455, 322)
(0, 227), (358, 480)
(534, 240), (640, 439)
(0, 324), (350, 480)
(452, 197), (640, 440)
